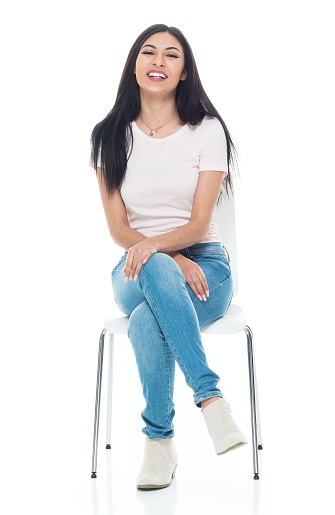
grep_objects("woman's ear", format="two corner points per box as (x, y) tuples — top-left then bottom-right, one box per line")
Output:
(180, 70), (187, 81)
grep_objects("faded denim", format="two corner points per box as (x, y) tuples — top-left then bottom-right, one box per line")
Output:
(111, 242), (233, 439)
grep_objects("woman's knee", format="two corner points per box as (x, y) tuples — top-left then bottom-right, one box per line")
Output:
(140, 252), (184, 285)
(145, 252), (177, 268)
(127, 300), (161, 341)
(128, 301), (165, 368)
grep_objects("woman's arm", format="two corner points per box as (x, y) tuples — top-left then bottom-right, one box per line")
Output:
(124, 170), (226, 279)
(96, 168), (219, 300)
(150, 170), (226, 252)
(96, 168), (180, 259)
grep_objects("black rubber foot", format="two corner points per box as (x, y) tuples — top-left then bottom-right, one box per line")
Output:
(254, 473), (260, 480)
(106, 444), (111, 449)
(258, 444), (263, 450)
(91, 472), (97, 478)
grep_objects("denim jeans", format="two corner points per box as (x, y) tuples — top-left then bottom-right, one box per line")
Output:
(111, 242), (233, 439)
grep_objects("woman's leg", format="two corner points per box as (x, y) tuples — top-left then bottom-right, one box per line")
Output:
(135, 254), (223, 407)
(184, 246), (233, 408)
(112, 254), (176, 440)
(184, 247), (233, 330)
(127, 300), (176, 439)
(112, 251), (232, 417)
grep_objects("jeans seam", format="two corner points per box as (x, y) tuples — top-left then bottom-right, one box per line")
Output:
(226, 290), (233, 313)
(140, 264), (197, 391)
(191, 251), (225, 255)
(163, 342), (171, 425)
(209, 271), (232, 293)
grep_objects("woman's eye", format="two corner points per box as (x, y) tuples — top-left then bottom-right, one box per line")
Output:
(142, 51), (178, 58)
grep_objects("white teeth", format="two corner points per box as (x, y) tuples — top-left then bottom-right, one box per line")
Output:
(148, 72), (167, 79)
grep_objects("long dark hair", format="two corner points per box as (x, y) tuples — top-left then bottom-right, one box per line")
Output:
(90, 24), (239, 203)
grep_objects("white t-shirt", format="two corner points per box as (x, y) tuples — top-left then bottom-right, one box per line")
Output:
(89, 115), (228, 244)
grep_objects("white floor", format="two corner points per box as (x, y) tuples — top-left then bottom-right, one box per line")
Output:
(3, 327), (333, 515)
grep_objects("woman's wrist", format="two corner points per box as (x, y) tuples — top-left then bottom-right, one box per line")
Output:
(164, 251), (184, 262)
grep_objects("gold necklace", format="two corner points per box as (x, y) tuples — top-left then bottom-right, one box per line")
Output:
(140, 112), (179, 137)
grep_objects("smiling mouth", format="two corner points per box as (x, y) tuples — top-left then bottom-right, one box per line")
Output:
(147, 72), (167, 79)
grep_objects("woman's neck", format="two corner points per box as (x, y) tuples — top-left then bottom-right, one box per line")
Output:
(138, 91), (179, 127)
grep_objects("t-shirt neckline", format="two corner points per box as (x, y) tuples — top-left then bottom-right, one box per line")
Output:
(132, 120), (189, 142)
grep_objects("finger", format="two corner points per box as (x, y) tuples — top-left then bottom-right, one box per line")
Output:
(124, 254), (136, 283)
(142, 248), (157, 265)
(142, 252), (150, 265)
(134, 251), (155, 280)
(133, 253), (146, 281)
(186, 275), (205, 301)
(195, 269), (209, 298)
(192, 272), (208, 301)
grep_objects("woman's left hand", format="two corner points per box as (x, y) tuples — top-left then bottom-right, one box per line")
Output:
(123, 240), (157, 282)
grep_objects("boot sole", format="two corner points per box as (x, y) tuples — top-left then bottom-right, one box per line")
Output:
(136, 464), (177, 490)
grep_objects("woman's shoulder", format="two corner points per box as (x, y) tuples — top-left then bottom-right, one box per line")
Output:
(190, 115), (227, 157)
(190, 116), (225, 143)
(191, 115), (223, 134)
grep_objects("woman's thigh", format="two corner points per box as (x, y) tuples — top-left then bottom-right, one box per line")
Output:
(111, 248), (233, 327)
(111, 252), (146, 315)
(111, 252), (185, 315)
(185, 251), (233, 328)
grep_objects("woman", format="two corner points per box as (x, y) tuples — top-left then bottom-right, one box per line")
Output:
(89, 24), (247, 490)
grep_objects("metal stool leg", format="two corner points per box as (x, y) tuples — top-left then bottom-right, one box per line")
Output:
(106, 333), (114, 449)
(245, 325), (261, 480)
(247, 325), (263, 449)
(91, 329), (106, 478)
(254, 352), (263, 451)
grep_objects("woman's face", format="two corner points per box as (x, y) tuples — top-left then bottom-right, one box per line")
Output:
(134, 32), (187, 97)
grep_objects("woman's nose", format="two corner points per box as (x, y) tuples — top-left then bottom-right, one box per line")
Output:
(152, 52), (165, 67)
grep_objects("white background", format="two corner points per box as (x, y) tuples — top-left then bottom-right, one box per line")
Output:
(1, 1), (334, 513)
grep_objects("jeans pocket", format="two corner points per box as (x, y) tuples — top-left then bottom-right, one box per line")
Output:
(205, 251), (231, 272)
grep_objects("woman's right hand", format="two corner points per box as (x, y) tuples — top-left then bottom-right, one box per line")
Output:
(173, 254), (209, 301)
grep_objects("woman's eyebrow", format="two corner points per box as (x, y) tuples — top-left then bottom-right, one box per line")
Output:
(141, 44), (182, 54)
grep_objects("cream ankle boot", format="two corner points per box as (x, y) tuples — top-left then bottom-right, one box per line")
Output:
(136, 436), (178, 490)
(202, 398), (248, 455)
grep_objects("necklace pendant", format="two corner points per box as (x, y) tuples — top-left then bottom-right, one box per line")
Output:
(150, 130), (154, 136)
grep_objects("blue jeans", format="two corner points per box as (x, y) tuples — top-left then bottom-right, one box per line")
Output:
(111, 242), (233, 439)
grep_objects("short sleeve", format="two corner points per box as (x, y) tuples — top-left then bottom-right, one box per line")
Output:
(198, 117), (228, 174)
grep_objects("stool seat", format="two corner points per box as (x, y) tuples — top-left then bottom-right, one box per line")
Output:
(104, 303), (246, 335)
